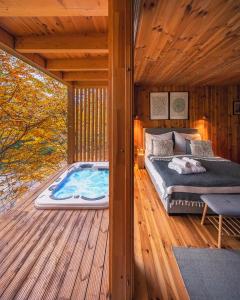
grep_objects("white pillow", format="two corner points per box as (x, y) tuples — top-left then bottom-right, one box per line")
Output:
(190, 140), (214, 157)
(173, 131), (201, 154)
(145, 132), (173, 155)
(152, 139), (174, 156)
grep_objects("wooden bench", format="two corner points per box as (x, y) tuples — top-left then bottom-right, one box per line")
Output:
(201, 194), (240, 248)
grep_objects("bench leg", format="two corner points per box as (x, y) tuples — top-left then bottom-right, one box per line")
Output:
(218, 215), (223, 248)
(201, 203), (208, 225)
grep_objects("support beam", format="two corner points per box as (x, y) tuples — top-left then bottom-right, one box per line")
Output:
(0, 27), (14, 48)
(67, 86), (75, 164)
(15, 33), (108, 54)
(63, 71), (108, 82)
(109, 0), (133, 299)
(47, 57), (108, 71)
(0, 27), (69, 86)
(74, 81), (108, 87)
(0, 0), (108, 16)
(21, 53), (46, 68)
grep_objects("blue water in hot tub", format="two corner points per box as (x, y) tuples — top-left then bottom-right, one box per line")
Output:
(52, 168), (109, 200)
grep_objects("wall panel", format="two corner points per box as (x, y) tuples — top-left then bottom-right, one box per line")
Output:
(73, 87), (108, 162)
(134, 85), (240, 162)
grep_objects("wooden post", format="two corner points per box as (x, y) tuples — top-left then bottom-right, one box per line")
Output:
(218, 215), (223, 248)
(109, 0), (134, 299)
(201, 203), (208, 225)
(67, 85), (75, 164)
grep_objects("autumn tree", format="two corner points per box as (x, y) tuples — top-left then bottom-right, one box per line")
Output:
(0, 50), (67, 212)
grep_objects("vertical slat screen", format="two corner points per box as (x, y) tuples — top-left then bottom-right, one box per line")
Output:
(73, 87), (108, 162)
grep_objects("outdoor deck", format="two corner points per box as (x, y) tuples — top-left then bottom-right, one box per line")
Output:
(134, 166), (240, 300)
(0, 169), (109, 300)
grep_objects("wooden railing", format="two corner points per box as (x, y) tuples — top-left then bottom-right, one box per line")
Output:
(73, 87), (108, 162)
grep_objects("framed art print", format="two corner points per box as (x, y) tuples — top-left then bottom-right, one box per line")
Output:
(233, 101), (240, 115)
(150, 92), (169, 120)
(170, 92), (189, 120)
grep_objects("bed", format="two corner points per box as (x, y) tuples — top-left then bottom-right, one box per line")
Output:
(144, 128), (240, 214)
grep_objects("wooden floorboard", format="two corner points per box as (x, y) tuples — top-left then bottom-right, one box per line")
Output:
(0, 169), (109, 300)
(134, 166), (240, 300)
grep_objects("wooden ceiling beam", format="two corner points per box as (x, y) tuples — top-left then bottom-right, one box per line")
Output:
(15, 33), (108, 54)
(63, 71), (108, 81)
(0, 27), (14, 48)
(0, 26), (70, 85)
(0, 0), (108, 16)
(74, 81), (108, 87)
(47, 57), (108, 71)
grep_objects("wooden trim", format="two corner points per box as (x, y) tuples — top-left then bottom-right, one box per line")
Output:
(109, 0), (134, 299)
(15, 33), (108, 54)
(47, 57), (108, 71)
(63, 71), (108, 82)
(0, 0), (108, 16)
(67, 86), (75, 164)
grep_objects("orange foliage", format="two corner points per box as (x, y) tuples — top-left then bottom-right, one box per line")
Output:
(0, 50), (67, 211)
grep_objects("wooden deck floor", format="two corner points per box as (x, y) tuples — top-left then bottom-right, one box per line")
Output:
(3, 166), (240, 300)
(0, 169), (109, 300)
(134, 167), (240, 300)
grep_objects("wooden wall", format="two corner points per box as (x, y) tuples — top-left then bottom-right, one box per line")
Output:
(134, 85), (240, 163)
(68, 87), (108, 163)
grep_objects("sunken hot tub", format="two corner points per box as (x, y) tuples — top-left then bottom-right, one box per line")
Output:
(35, 162), (109, 209)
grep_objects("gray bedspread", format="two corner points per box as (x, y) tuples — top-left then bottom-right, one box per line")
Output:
(148, 155), (240, 213)
(151, 157), (240, 188)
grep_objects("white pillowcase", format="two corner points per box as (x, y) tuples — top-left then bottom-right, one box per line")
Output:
(152, 139), (174, 156)
(145, 132), (173, 155)
(173, 131), (201, 154)
(190, 140), (214, 157)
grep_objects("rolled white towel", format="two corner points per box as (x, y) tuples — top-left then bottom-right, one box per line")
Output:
(191, 165), (206, 173)
(168, 162), (193, 174)
(172, 157), (191, 168)
(182, 157), (201, 167)
(168, 162), (206, 175)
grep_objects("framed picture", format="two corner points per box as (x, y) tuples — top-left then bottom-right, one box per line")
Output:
(170, 92), (189, 120)
(150, 92), (169, 120)
(233, 101), (240, 115)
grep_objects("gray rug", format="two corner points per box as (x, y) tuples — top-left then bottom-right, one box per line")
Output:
(173, 247), (240, 300)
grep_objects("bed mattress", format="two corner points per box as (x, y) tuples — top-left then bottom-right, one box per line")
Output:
(145, 155), (240, 214)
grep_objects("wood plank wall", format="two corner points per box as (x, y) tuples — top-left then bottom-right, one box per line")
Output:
(73, 87), (108, 162)
(134, 85), (240, 163)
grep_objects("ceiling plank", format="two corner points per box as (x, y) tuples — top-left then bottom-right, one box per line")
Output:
(63, 71), (108, 81)
(135, 0), (240, 86)
(15, 33), (108, 54)
(0, 0), (108, 16)
(47, 57), (108, 71)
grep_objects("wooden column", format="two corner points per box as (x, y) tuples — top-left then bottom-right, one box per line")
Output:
(67, 85), (75, 164)
(109, 0), (134, 299)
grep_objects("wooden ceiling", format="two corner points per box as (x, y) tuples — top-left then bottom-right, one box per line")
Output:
(1, 0), (240, 87)
(135, 0), (240, 86)
(0, 0), (108, 86)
